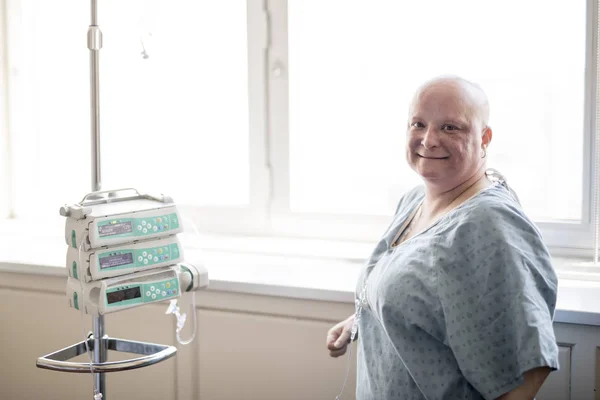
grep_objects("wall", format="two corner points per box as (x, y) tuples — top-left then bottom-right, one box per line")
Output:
(1, 270), (598, 400)
(0, 271), (355, 400)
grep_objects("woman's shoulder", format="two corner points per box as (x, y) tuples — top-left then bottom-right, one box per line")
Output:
(453, 183), (544, 244)
(441, 183), (557, 297)
(467, 183), (528, 220)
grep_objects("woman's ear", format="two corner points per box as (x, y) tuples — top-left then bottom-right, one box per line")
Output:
(482, 126), (493, 147)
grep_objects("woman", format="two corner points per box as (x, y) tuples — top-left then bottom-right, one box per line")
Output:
(327, 76), (559, 400)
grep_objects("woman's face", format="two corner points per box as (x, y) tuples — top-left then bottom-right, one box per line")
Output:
(406, 82), (490, 191)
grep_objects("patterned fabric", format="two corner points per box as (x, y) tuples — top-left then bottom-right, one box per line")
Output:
(355, 182), (559, 400)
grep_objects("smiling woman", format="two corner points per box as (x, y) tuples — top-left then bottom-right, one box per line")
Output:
(327, 75), (559, 400)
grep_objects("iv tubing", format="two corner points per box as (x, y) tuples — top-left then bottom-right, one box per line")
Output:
(334, 342), (354, 400)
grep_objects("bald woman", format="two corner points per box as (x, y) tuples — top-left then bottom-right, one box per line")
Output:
(327, 76), (558, 400)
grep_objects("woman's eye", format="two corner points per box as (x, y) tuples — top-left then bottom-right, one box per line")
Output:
(442, 124), (459, 131)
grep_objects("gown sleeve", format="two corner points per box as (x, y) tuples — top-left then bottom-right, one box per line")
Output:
(437, 195), (559, 399)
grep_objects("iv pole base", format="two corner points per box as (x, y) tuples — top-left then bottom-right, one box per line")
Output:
(36, 334), (177, 373)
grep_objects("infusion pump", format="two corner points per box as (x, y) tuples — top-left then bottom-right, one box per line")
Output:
(61, 189), (183, 251)
(61, 188), (209, 316)
(67, 263), (208, 316)
(67, 236), (184, 282)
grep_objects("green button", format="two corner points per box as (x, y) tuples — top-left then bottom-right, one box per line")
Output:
(72, 262), (78, 279)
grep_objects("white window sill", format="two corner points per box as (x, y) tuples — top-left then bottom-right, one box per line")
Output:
(0, 220), (366, 303)
(1, 220), (600, 325)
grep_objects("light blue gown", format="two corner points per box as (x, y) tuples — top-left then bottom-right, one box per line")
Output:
(355, 181), (559, 400)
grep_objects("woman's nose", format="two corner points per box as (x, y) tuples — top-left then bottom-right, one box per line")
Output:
(421, 126), (440, 149)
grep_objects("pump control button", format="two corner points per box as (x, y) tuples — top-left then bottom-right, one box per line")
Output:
(151, 294), (156, 299)
(150, 286), (155, 291)
(162, 291), (166, 296)
(146, 291), (151, 297)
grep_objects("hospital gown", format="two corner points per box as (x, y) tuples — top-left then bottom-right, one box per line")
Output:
(355, 182), (559, 400)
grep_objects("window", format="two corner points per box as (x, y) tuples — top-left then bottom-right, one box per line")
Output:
(288, 0), (585, 222)
(0, 0), (9, 219)
(272, 0), (593, 249)
(5, 0), (253, 222)
(1, 0), (597, 256)
(100, 0), (250, 207)
(6, 0), (90, 220)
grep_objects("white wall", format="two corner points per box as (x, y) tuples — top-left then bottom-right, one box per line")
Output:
(1, 270), (598, 400)
(0, 271), (355, 400)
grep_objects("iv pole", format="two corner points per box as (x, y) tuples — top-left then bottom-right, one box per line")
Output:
(36, 2), (177, 398)
(88, 0), (106, 396)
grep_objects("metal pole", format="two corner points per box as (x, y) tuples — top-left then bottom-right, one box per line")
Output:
(595, 0), (600, 265)
(89, 0), (102, 193)
(88, 0), (105, 397)
(93, 316), (106, 396)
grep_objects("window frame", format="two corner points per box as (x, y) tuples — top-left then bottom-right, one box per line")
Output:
(1, 0), (272, 232)
(262, 0), (600, 256)
(181, 0), (273, 236)
(0, 0), (12, 219)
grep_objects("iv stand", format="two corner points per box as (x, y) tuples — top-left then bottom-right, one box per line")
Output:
(89, 0), (105, 396)
(36, 2), (177, 398)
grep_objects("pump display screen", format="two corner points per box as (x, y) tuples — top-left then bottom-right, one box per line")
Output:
(107, 287), (141, 304)
(98, 222), (133, 237)
(99, 253), (134, 269)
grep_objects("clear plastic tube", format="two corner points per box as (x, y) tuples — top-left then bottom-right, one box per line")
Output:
(176, 292), (197, 345)
(164, 214), (203, 345)
(334, 341), (354, 400)
(165, 292), (197, 346)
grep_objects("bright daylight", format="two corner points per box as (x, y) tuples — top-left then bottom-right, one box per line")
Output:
(1, 0), (599, 399)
